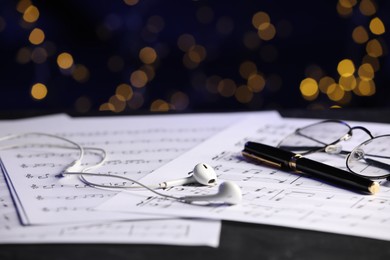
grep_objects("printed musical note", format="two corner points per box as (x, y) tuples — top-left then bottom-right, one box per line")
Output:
(98, 117), (390, 242)
(2, 112), (272, 246)
(0, 111), (256, 226)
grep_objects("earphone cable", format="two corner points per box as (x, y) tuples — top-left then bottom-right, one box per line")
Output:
(62, 171), (182, 201)
(0, 132), (85, 171)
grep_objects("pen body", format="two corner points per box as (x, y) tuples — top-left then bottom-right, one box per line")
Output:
(295, 157), (377, 194)
(243, 142), (379, 194)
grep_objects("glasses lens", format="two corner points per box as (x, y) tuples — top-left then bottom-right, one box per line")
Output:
(278, 121), (351, 154)
(346, 135), (390, 179)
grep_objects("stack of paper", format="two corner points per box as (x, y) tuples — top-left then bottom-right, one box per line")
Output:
(1, 112), (389, 247)
(0, 111), (280, 247)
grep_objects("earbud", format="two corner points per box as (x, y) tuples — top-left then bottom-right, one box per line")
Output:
(181, 181), (242, 205)
(159, 163), (217, 188)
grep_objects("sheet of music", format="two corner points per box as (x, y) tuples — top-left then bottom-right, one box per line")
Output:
(98, 117), (390, 241)
(0, 166), (221, 246)
(0, 111), (280, 245)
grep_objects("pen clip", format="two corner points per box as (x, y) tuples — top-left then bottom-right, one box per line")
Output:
(242, 150), (282, 168)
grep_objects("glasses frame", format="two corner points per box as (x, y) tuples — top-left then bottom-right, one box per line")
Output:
(278, 119), (390, 180)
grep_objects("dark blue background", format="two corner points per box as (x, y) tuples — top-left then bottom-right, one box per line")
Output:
(0, 0), (389, 113)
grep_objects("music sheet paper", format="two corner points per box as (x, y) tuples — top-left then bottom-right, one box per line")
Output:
(0, 114), (224, 246)
(0, 167), (221, 246)
(0, 111), (280, 246)
(98, 117), (390, 241)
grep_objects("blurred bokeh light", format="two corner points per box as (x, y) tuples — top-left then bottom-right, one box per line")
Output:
(0, 0), (389, 113)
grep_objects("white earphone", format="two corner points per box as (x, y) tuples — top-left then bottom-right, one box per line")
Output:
(64, 162), (242, 205)
(181, 181), (242, 205)
(1, 132), (242, 205)
(158, 163), (217, 188)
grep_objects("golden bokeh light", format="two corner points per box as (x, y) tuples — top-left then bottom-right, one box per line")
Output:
(188, 45), (207, 63)
(127, 92), (144, 110)
(115, 83), (133, 101)
(239, 61), (257, 79)
(257, 23), (276, 41)
(17, 0), (32, 13)
(177, 34), (196, 52)
(23, 5), (39, 23)
(247, 73), (265, 93)
(170, 91), (189, 110)
(337, 59), (355, 77)
(123, 0), (139, 6)
(31, 83), (48, 100)
(109, 95), (126, 112)
(235, 85), (253, 103)
(217, 78), (237, 97)
(339, 75), (357, 91)
(252, 11), (270, 30)
(327, 83), (345, 102)
(140, 65), (155, 81)
(354, 78), (376, 96)
(14, 1), (389, 110)
(72, 64), (90, 82)
(300, 78), (319, 100)
(139, 46), (157, 64)
(369, 17), (385, 35)
(319, 76), (336, 93)
(366, 39), (383, 58)
(358, 63), (375, 80)
(258, 22), (271, 31)
(336, 2), (353, 17)
(359, 0), (377, 16)
(338, 0), (357, 8)
(29, 28), (45, 45)
(57, 52), (74, 69)
(352, 26), (369, 44)
(99, 102), (115, 112)
(150, 99), (170, 112)
(130, 70), (148, 88)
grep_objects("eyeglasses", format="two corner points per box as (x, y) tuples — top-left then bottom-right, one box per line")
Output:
(277, 120), (390, 180)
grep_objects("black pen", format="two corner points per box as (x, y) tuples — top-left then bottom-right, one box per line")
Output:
(242, 141), (380, 195)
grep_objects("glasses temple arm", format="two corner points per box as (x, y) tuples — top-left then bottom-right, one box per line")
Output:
(351, 126), (374, 139)
(279, 145), (352, 156)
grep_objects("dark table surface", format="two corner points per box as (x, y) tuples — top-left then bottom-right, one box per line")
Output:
(1, 108), (390, 260)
